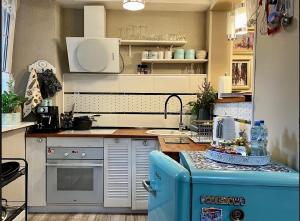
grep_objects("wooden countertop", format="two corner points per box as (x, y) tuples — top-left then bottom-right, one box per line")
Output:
(26, 128), (209, 153)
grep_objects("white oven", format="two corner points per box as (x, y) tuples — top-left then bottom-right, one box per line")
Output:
(46, 146), (103, 204)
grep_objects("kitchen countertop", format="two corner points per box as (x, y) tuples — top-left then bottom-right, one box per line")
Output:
(2, 122), (35, 133)
(26, 128), (209, 153)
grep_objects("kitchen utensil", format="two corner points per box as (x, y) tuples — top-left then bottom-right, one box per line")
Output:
(174, 49), (184, 59)
(72, 115), (100, 130)
(1, 162), (20, 180)
(184, 49), (195, 59)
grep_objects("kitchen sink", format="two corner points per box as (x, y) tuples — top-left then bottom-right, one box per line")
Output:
(146, 129), (189, 136)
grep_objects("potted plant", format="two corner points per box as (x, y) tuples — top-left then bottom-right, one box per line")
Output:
(187, 80), (217, 120)
(2, 80), (27, 125)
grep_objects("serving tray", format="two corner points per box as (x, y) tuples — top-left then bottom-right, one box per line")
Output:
(204, 149), (271, 166)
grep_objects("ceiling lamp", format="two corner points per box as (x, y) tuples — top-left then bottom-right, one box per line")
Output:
(123, 0), (145, 11)
(235, 1), (247, 35)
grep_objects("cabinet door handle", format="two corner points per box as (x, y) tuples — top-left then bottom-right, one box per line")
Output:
(143, 140), (148, 146)
(37, 138), (43, 143)
(142, 180), (156, 194)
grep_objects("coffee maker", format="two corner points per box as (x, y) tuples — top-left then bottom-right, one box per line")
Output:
(34, 106), (60, 132)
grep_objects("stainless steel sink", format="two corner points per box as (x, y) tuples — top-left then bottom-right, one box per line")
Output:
(146, 129), (189, 136)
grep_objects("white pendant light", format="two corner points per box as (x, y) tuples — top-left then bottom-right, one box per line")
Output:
(227, 11), (236, 40)
(234, 1), (247, 35)
(123, 0), (145, 11)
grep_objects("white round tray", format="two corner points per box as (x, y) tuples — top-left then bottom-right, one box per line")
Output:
(204, 150), (271, 166)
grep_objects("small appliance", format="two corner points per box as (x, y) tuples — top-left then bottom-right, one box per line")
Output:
(46, 140), (104, 204)
(213, 116), (236, 144)
(145, 151), (299, 221)
(34, 106), (59, 132)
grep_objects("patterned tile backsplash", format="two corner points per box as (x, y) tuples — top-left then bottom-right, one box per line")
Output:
(63, 74), (205, 128)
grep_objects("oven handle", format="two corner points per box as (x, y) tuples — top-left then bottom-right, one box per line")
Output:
(46, 163), (103, 167)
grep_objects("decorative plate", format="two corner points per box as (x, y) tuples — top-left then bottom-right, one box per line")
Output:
(204, 150), (271, 166)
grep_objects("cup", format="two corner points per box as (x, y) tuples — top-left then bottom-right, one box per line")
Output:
(148, 51), (158, 59)
(158, 51), (164, 59)
(164, 50), (172, 59)
(174, 49), (185, 59)
(184, 49), (195, 59)
(142, 51), (149, 60)
(196, 50), (207, 59)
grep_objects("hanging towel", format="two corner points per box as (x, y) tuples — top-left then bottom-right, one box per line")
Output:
(37, 69), (62, 99)
(23, 69), (43, 117)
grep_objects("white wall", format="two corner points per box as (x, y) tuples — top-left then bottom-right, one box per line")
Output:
(254, 1), (299, 170)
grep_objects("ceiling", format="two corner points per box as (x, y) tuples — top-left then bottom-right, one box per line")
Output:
(56, 0), (211, 12)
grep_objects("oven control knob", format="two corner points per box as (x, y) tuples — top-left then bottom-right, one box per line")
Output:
(230, 209), (244, 221)
(64, 152), (69, 157)
(81, 153), (86, 157)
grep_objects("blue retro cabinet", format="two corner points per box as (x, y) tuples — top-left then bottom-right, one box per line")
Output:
(146, 151), (299, 221)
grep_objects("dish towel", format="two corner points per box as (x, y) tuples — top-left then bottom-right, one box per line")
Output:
(37, 69), (62, 99)
(23, 69), (43, 118)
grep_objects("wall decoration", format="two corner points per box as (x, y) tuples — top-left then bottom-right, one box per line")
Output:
(231, 57), (252, 90)
(232, 30), (255, 54)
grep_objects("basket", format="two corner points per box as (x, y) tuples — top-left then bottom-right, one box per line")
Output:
(189, 120), (213, 143)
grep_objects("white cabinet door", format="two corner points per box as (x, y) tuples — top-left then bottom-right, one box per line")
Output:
(104, 138), (131, 207)
(132, 139), (159, 210)
(26, 137), (46, 206)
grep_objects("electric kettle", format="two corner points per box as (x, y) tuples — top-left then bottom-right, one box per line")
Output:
(213, 116), (236, 144)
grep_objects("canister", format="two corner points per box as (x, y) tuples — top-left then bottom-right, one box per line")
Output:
(158, 51), (164, 59)
(184, 49), (195, 59)
(142, 51), (149, 59)
(164, 50), (172, 59)
(174, 49), (185, 59)
(148, 51), (158, 59)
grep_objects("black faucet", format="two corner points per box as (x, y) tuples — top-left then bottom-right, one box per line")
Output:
(164, 94), (184, 131)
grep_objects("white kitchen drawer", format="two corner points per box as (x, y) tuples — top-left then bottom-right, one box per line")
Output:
(47, 137), (104, 147)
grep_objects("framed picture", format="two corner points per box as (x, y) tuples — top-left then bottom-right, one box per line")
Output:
(231, 56), (252, 90)
(233, 30), (255, 54)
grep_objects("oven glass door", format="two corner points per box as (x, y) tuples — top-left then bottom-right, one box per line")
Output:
(46, 160), (103, 204)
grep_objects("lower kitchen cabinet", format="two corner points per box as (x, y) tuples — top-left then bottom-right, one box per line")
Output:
(26, 137), (47, 206)
(131, 139), (159, 210)
(104, 138), (132, 207)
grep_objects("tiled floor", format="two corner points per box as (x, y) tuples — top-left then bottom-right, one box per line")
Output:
(27, 214), (147, 221)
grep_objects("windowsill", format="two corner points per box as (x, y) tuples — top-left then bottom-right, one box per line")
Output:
(2, 122), (35, 133)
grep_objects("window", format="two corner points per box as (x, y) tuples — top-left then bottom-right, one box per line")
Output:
(1, 0), (17, 93)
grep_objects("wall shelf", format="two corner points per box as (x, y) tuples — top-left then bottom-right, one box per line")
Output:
(120, 39), (187, 57)
(141, 59), (208, 74)
(141, 59), (208, 64)
(120, 39), (187, 46)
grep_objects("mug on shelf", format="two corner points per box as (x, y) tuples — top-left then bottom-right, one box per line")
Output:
(196, 50), (207, 59)
(184, 49), (195, 59)
(164, 50), (172, 59)
(174, 48), (185, 59)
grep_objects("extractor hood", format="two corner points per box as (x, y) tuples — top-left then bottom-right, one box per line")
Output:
(66, 6), (120, 73)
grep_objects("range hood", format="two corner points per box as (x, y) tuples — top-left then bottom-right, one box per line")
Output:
(66, 6), (120, 73)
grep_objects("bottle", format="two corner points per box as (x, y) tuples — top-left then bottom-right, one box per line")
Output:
(250, 121), (262, 156)
(260, 120), (268, 155)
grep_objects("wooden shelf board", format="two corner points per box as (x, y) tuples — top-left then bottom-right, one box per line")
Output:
(141, 59), (208, 64)
(215, 96), (246, 103)
(120, 39), (187, 46)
